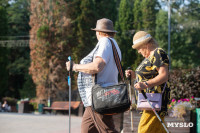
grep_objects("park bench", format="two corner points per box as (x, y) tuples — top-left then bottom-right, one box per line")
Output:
(43, 101), (84, 116)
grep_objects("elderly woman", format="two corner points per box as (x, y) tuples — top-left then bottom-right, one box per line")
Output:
(125, 31), (170, 133)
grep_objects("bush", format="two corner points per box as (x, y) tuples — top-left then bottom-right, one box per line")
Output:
(169, 67), (200, 99)
(30, 102), (37, 111)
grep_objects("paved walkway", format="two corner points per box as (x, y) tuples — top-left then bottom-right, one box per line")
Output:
(0, 112), (82, 133)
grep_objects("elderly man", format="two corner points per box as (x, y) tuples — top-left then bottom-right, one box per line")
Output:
(66, 18), (121, 133)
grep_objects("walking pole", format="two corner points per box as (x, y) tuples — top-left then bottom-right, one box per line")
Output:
(127, 67), (134, 132)
(141, 90), (169, 133)
(68, 56), (73, 133)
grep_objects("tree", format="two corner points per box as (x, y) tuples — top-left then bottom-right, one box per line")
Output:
(71, 0), (118, 63)
(0, 3), (9, 98)
(133, 0), (143, 31)
(141, 0), (159, 36)
(29, 0), (74, 101)
(5, 0), (34, 99)
(115, 0), (136, 70)
(7, 0), (30, 36)
(73, 0), (97, 62)
(170, 0), (200, 68)
(156, 1), (200, 69)
(155, 10), (168, 51)
(94, 0), (118, 23)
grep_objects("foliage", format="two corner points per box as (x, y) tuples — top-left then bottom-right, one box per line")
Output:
(141, 0), (159, 36)
(0, 0), (35, 99)
(133, 0), (143, 31)
(37, 25), (50, 40)
(94, 0), (118, 24)
(156, 1), (200, 69)
(155, 10), (168, 50)
(6, 0), (33, 99)
(169, 67), (200, 99)
(115, 0), (136, 70)
(29, 0), (73, 101)
(73, 0), (97, 62)
(19, 73), (36, 98)
(7, 0), (31, 36)
(71, 0), (118, 63)
(0, 6), (8, 33)
(29, 100), (37, 110)
(168, 67), (200, 120)
(0, 3), (9, 98)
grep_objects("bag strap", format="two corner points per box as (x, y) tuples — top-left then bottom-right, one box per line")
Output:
(108, 38), (125, 82)
(161, 82), (167, 94)
(145, 82), (167, 94)
(94, 38), (125, 84)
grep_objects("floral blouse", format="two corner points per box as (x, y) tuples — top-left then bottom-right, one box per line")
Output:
(135, 48), (171, 116)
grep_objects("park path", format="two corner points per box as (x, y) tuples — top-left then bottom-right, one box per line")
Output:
(0, 111), (193, 133)
(0, 112), (82, 133)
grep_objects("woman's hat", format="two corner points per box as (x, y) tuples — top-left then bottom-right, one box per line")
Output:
(91, 18), (117, 33)
(132, 31), (152, 49)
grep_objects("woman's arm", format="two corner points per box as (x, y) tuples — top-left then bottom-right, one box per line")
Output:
(134, 65), (168, 90)
(145, 65), (168, 88)
(66, 56), (106, 74)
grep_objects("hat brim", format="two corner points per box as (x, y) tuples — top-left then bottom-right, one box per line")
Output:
(132, 37), (151, 49)
(91, 28), (117, 33)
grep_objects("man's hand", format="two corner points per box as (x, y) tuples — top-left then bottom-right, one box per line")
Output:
(66, 61), (76, 71)
(125, 70), (135, 79)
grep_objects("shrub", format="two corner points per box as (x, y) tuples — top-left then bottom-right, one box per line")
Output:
(169, 67), (200, 99)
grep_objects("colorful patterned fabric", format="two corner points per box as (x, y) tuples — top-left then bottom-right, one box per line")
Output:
(138, 110), (168, 133)
(135, 48), (171, 115)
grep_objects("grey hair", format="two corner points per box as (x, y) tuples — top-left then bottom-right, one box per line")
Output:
(147, 38), (159, 48)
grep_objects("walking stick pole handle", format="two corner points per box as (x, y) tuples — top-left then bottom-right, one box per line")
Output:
(141, 90), (147, 99)
(127, 67), (132, 85)
(68, 56), (73, 77)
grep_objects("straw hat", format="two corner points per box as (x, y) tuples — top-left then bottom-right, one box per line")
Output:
(91, 18), (117, 33)
(132, 31), (152, 49)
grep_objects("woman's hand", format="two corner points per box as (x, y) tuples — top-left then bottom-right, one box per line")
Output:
(134, 82), (148, 91)
(125, 70), (135, 79)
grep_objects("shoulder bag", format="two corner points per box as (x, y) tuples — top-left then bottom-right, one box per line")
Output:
(137, 83), (167, 111)
(91, 38), (131, 115)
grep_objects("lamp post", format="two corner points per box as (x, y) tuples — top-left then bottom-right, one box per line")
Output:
(168, 0), (171, 70)
(162, 0), (175, 70)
